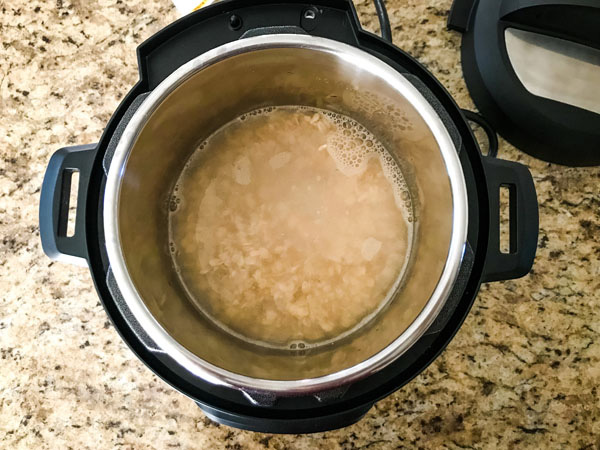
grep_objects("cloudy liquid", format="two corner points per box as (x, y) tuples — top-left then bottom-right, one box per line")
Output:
(169, 106), (413, 349)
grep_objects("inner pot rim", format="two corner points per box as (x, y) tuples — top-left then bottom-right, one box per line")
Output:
(103, 34), (469, 394)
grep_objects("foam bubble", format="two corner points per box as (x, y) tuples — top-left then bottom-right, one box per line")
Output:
(169, 196), (179, 212)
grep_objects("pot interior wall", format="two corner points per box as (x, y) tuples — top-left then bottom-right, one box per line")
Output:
(116, 44), (455, 380)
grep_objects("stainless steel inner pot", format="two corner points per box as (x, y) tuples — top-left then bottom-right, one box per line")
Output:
(104, 34), (468, 394)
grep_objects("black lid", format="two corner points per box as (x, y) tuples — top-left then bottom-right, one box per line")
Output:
(448, 0), (600, 166)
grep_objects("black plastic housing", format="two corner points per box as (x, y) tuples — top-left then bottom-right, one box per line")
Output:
(39, 0), (539, 433)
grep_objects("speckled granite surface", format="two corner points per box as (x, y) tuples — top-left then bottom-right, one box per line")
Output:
(1, 0), (599, 448)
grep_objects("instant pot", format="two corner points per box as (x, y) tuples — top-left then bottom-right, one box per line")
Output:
(39, 0), (538, 433)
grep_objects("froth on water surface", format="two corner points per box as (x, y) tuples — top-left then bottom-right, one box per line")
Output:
(169, 106), (414, 349)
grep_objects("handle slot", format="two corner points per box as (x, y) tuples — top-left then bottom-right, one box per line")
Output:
(58, 169), (81, 238)
(499, 184), (514, 254)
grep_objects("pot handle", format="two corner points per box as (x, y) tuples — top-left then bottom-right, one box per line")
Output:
(481, 156), (538, 282)
(39, 144), (97, 267)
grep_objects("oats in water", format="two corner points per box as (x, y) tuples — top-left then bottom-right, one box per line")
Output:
(169, 106), (413, 347)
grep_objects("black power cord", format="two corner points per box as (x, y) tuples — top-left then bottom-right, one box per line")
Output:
(373, 0), (392, 42)
(461, 109), (499, 158)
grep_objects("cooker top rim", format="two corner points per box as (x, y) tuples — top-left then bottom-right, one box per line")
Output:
(102, 33), (469, 394)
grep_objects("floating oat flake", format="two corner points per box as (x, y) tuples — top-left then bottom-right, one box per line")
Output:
(232, 155), (252, 185)
(269, 152), (292, 170)
(361, 237), (382, 261)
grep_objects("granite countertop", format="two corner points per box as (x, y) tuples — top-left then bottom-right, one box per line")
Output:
(1, 0), (599, 448)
